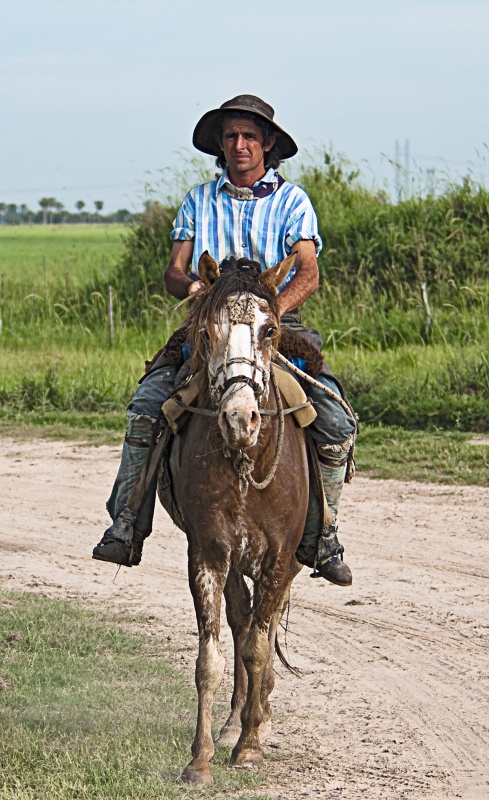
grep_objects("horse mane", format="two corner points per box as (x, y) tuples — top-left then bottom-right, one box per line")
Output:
(186, 257), (280, 368)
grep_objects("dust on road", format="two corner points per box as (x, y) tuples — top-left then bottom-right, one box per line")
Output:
(1, 438), (488, 799)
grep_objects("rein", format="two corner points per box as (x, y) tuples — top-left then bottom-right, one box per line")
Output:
(170, 395), (312, 418)
(187, 288), (356, 493)
(232, 366), (285, 492)
(274, 352), (357, 421)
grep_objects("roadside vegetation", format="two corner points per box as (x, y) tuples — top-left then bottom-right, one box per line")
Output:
(0, 591), (266, 799)
(1, 154), (488, 483)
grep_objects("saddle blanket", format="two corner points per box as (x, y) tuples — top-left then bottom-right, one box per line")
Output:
(162, 361), (317, 434)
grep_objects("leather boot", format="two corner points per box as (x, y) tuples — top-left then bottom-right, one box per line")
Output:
(92, 418), (156, 567)
(295, 440), (353, 585)
(314, 448), (353, 586)
(92, 506), (138, 566)
(312, 523), (352, 586)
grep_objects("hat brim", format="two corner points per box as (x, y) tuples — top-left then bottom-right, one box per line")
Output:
(192, 105), (298, 160)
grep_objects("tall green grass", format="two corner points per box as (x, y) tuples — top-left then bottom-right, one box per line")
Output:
(1, 158), (488, 438)
(0, 224), (124, 290)
(298, 156), (489, 289)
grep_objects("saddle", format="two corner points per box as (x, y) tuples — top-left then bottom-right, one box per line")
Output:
(156, 362), (322, 536)
(133, 328), (354, 540)
(162, 362), (317, 434)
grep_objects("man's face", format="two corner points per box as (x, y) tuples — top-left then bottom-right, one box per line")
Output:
(220, 117), (275, 179)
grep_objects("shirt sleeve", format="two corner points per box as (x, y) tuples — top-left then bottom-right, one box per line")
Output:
(170, 190), (196, 241)
(284, 192), (322, 255)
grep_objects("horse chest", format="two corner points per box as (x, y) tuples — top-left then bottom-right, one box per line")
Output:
(231, 514), (268, 579)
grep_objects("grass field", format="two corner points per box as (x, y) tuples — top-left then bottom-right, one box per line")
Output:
(1, 223), (489, 485)
(0, 224), (127, 283)
(0, 224), (125, 288)
(0, 591), (266, 799)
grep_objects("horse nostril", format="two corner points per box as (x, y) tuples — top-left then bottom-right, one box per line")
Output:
(219, 411), (230, 428)
(250, 410), (259, 425)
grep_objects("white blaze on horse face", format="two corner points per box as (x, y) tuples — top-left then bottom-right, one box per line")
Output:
(209, 295), (273, 450)
(208, 295), (271, 398)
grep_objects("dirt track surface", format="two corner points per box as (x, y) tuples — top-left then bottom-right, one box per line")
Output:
(1, 438), (488, 799)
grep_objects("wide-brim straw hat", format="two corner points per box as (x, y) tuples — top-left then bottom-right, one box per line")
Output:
(192, 94), (298, 160)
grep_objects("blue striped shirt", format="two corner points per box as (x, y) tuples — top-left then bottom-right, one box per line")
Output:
(171, 168), (322, 288)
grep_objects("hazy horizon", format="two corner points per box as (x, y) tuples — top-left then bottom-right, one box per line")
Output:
(1, 0), (488, 213)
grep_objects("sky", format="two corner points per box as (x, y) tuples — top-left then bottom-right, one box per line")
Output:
(1, 0), (488, 213)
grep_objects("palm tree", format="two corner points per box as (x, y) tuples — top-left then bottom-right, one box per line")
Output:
(94, 200), (104, 213)
(75, 200), (86, 223)
(54, 201), (64, 223)
(38, 197), (57, 224)
(19, 204), (30, 223)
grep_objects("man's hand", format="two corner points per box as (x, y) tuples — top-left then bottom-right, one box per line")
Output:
(164, 240), (196, 300)
(188, 279), (204, 296)
(277, 240), (319, 317)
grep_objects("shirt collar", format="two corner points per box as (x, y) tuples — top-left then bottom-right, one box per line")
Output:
(217, 167), (283, 199)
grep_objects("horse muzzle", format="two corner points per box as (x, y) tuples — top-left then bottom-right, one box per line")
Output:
(218, 391), (261, 450)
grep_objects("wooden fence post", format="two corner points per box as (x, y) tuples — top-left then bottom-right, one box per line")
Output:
(0, 273), (3, 336)
(421, 281), (431, 343)
(108, 285), (114, 347)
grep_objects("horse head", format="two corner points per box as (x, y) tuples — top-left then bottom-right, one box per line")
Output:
(187, 251), (296, 450)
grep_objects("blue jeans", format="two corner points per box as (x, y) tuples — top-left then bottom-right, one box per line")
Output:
(107, 361), (356, 549)
(106, 366), (176, 530)
(308, 374), (356, 448)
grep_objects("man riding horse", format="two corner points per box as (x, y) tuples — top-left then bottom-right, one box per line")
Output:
(93, 94), (356, 586)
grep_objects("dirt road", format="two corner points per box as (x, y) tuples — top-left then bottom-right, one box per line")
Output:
(1, 438), (488, 799)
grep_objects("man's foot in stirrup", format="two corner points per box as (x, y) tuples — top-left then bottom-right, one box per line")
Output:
(92, 507), (142, 567)
(311, 524), (352, 586)
(92, 535), (132, 566)
(314, 555), (352, 586)
(92, 536), (144, 567)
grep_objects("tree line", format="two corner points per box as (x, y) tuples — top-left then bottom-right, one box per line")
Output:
(0, 198), (137, 225)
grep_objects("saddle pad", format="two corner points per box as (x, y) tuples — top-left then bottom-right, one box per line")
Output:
(162, 362), (317, 433)
(162, 368), (206, 433)
(271, 362), (317, 427)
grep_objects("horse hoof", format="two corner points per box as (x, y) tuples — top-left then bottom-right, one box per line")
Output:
(181, 765), (214, 787)
(214, 725), (240, 748)
(231, 747), (264, 767)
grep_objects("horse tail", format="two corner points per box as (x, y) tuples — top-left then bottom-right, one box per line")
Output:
(274, 633), (302, 678)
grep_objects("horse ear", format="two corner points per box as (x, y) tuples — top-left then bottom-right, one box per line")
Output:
(257, 253), (297, 294)
(198, 251), (220, 288)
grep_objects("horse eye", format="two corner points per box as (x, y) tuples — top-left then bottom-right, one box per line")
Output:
(262, 325), (276, 340)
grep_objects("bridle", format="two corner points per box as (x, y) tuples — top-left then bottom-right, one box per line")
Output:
(180, 291), (310, 493)
(208, 293), (270, 405)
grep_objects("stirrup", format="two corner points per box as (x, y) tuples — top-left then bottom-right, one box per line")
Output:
(310, 525), (352, 586)
(92, 536), (132, 567)
(92, 507), (140, 567)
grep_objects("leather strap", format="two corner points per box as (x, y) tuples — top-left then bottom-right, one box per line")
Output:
(169, 396), (313, 417)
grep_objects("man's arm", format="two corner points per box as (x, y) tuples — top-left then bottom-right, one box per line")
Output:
(277, 239), (319, 317)
(164, 240), (204, 300)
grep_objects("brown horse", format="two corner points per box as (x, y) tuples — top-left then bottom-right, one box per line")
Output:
(162, 252), (309, 787)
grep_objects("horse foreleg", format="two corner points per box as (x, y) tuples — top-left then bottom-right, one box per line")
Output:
(215, 569), (252, 748)
(230, 620), (271, 767)
(182, 556), (228, 788)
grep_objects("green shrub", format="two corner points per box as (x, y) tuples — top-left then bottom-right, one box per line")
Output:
(113, 202), (176, 310)
(298, 155), (489, 291)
